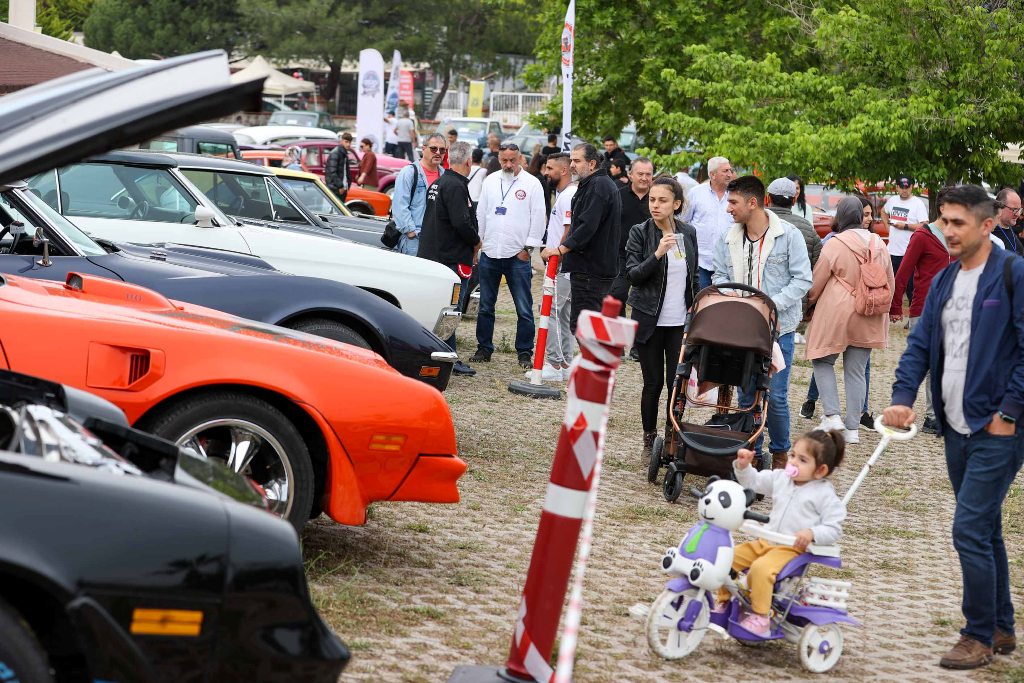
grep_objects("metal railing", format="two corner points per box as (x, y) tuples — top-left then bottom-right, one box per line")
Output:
(488, 92), (553, 126)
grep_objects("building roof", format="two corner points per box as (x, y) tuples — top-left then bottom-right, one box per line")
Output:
(0, 21), (134, 94)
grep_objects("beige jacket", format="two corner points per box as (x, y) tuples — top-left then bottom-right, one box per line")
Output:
(805, 229), (894, 359)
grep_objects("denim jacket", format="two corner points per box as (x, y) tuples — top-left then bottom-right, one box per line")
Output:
(711, 211), (812, 334)
(392, 163), (443, 235)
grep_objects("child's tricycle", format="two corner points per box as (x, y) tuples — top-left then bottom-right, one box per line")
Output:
(646, 417), (917, 673)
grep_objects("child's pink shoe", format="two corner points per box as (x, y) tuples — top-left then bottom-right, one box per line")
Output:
(738, 612), (771, 636)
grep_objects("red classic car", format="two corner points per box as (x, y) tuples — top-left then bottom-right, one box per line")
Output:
(287, 140), (411, 196)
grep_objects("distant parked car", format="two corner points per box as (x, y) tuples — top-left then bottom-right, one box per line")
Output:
(804, 183), (889, 241)
(234, 125), (337, 146)
(437, 117), (507, 148)
(240, 147), (391, 216)
(268, 109), (338, 130)
(137, 125), (242, 159)
(288, 139), (410, 196)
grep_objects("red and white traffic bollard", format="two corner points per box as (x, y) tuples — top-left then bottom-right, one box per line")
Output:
(508, 255), (562, 399)
(450, 296), (636, 683)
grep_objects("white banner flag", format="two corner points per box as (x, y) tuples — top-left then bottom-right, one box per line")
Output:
(385, 50), (402, 116)
(560, 0), (575, 152)
(356, 48), (386, 152)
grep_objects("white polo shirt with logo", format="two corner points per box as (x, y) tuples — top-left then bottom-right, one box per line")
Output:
(476, 169), (548, 259)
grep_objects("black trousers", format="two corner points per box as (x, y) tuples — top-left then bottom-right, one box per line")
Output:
(636, 325), (685, 433)
(608, 257), (630, 317)
(569, 272), (614, 334)
(891, 254), (914, 307)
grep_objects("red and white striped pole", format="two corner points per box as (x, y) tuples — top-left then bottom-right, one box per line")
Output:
(503, 296), (636, 682)
(508, 255), (562, 399)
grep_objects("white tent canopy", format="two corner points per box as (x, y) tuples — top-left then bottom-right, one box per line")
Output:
(230, 55), (315, 96)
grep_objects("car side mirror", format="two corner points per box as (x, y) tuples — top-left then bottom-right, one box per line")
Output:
(32, 227), (51, 267)
(194, 205), (217, 228)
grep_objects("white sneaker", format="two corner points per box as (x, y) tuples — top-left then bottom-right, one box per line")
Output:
(815, 414), (844, 432)
(562, 366), (573, 381)
(843, 429), (860, 444)
(523, 363), (565, 382)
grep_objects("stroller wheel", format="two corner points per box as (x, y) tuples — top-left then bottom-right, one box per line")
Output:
(663, 469), (684, 502)
(647, 436), (664, 484)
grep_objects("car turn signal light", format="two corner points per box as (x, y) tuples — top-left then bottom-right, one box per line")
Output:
(368, 434), (406, 452)
(451, 282), (462, 306)
(130, 608), (203, 637)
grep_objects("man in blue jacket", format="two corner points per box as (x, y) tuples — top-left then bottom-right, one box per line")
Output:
(884, 184), (1024, 671)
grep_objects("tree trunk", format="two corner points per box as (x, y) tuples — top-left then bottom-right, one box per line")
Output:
(425, 67), (451, 120)
(326, 60), (342, 114)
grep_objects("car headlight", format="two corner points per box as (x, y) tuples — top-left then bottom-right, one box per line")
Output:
(451, 282), (461, 306)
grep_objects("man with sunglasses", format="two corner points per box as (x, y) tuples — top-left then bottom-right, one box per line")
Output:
(391, 134), (447, 256)
(471, 142), (547, 367)
(993, 188), (1024, 255)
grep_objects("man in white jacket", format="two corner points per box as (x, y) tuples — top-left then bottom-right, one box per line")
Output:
(470, 143), (547, 368)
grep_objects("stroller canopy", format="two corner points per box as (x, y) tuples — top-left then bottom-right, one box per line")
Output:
(687, 287), (776, 359)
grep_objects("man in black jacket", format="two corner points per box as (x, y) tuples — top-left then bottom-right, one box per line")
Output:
(541, 142), (622, 333)
(601, 135), (629, 168)
(325, 132), (353, 200)
(419, 140), (481, 376)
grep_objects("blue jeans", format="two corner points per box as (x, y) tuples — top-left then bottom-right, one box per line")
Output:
(475, 253), (534, 354)
(739, 331), (794, 454)
(397, 233), (419, 256)
(806, 356), (870, 413)
(943, 429), (1024, 647)
(698, 267), (714, 292)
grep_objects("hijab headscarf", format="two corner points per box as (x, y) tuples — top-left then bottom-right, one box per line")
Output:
(834, 196), (865, 233)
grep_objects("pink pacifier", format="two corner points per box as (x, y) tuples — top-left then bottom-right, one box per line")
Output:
(784, 462), (800, 479)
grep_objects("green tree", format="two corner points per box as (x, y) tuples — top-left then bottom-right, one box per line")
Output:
(83, 0), (241, 58)
(643, 0), (1024, 192)
(1, 0), (95, 40)
(525, 0), (819, 147)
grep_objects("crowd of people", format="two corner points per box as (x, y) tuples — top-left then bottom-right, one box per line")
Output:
(378, 129), (1023, 671)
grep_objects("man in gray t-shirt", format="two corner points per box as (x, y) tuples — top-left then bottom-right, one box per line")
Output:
(885, 185), (1024, 671)
(393, 106), (417, 162)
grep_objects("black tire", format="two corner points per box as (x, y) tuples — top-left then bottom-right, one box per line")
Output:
(287, 318), (371, 350)
(663, 469), (684, 503)
(141, 392), (314, 531)
(460, 269), (480, 314)
(0, 598), (54, 683)
(647, 436), (664, 484)
(346, 201), (374, 215)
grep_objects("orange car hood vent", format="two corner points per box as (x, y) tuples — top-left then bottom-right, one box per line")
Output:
(65, 272), (179, 312)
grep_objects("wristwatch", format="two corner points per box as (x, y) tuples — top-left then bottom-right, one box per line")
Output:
(523, 246), (534, 254)
(997, 411), (1017, 424)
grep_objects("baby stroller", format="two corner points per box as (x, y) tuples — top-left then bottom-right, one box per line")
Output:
(647, 283), (779, 501)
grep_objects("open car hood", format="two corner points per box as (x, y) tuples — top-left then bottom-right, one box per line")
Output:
(0, 50), (264, 187)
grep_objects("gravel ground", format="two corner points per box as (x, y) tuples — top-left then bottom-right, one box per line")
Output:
(302, 278), (1024, 683)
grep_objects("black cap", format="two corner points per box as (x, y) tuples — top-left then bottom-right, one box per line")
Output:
(896, 175), (912, 188)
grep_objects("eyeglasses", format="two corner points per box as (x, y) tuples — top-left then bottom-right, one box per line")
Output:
(498, 143), (520, 152)
(1010, 207), (1023, 216)
(426, 145), (446, 154)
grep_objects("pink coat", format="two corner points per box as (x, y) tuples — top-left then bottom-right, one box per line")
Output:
(805, 229), (894, 359)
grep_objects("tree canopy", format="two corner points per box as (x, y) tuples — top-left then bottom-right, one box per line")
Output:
(528, 0), (1024, 191)
(83, 0), (241, 59)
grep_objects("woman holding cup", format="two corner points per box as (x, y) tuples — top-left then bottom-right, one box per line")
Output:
(624, 177), (699, 465)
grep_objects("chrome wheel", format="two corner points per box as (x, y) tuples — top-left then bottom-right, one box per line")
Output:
(177, 419), (294, 519)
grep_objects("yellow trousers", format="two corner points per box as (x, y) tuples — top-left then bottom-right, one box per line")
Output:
(717, 539), (801, 615)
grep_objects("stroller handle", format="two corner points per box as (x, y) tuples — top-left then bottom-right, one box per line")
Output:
(873, 415), (918, 440)
(704, 281), (771, 298)
(678, 431), (748, 458)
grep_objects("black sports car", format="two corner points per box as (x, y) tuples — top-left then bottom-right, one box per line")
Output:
(0, 369), (350, 682)
(0, 181), (456, 390)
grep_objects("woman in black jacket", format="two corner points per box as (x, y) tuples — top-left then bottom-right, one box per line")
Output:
(625, 177), (699, 463)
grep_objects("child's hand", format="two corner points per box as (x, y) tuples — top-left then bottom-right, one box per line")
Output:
(793, 529), (814, 552)
(735, 448), (755, 469)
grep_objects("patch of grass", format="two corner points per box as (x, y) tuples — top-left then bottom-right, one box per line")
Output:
(932, 614), (957, 628)
(449, 569), (486, 589)
(1004, 484), (1023, 535)
(497, 332), (514, 353)
(607, 503), (676, 524)
(874, 525), (925, 540)
(1002, 664), (1024, 683)
(411, 604), (446, 620)
(404, 522), (432, 534)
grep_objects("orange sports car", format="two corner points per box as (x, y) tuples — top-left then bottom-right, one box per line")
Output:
(0, 270), (464, 529)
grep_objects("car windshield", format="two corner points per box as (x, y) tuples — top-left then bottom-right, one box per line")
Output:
(15, 187), (107, 256)
(277, 176), (351, 217)
(28, 163), (200, 224)
(269, 112), (319, 127)
(449, 121), (487, 137)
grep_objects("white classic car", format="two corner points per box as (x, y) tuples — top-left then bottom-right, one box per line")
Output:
(234, 125), (337, 146)
(29, 155), (461, 337)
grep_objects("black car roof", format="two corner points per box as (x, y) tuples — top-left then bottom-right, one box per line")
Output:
(157, 125), (238, 145)
(87, 150), (274, 176)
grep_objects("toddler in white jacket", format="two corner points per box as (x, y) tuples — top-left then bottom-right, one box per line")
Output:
(724, 429), (848, 636)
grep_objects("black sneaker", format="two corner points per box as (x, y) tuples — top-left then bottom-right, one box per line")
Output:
(518, 351), (533, 369)
(799, 399), (815, 419)
(452, 360), (476, 376)
(629, 347), (640, 362)
(469, 347), (492, 363)
(860, 412), (876, 430)
(922, 417), (939, 434)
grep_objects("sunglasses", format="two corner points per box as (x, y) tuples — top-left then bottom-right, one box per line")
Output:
(498, 143), (520, 151)
(426, 145), (446, 154)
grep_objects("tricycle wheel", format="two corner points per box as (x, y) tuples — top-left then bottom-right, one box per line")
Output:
(647, 589), (708, 659)
(647, 435), (664, 484)
(663, 468), (684, 502)
(798, 623), (844, 673)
